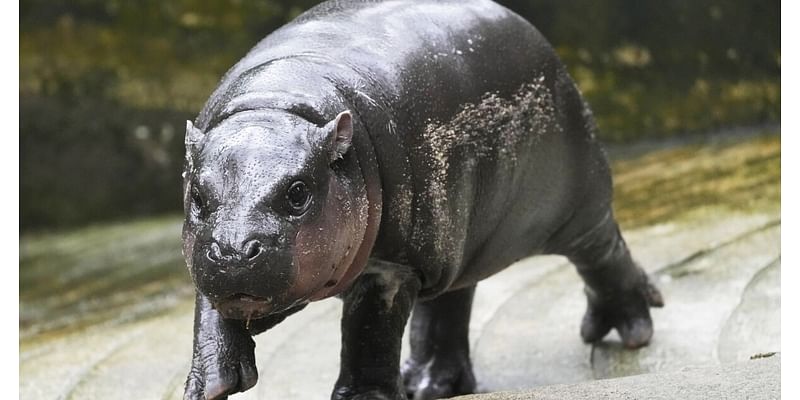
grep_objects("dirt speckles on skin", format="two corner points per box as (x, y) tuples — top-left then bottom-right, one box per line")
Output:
(390, 182), (414, 239)
(411, 77), (560, 265)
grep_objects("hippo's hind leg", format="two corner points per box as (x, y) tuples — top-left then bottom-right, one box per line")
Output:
(550, 209), (664, 348)
(402, 285), (477, 400)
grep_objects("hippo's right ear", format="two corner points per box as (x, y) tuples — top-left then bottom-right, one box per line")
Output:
(185, 120), (204, 154)
(184, 120), (204, 174)
(322, 111), (353, 162)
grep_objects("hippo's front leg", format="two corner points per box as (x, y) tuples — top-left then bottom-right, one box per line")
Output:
(184, 293), (258, 400)
(333, 263), (422, 400)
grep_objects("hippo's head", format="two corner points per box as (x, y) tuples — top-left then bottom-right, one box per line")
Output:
(181, 109), (373, 320)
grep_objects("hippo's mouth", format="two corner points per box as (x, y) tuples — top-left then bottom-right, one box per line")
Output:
(214, 293), (274, 320)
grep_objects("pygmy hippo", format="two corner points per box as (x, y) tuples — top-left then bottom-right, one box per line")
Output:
(181, 0), (664, 399)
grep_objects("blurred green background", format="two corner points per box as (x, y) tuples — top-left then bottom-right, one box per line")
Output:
(19, 0), (779, 231)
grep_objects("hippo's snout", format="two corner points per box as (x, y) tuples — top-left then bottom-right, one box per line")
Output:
(191, 230), (295, 317)
(206, 238), (266, 267)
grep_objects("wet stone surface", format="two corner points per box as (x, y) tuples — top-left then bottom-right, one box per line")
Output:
(19, 129), (780, 399)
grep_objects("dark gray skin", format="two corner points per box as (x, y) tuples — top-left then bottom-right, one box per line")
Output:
(181, 1), (665, 399)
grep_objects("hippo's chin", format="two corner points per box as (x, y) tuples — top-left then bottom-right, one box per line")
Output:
(214, 294), (275, 320)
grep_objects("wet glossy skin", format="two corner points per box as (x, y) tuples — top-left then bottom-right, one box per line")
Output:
(182, 1), (663, 399)
(183, 110), (370, 319)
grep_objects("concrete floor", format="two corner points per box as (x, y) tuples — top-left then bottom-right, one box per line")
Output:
(20, 130), (781, 399)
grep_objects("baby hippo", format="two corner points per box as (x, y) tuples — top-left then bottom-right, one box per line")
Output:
(181, 0), (664, 399)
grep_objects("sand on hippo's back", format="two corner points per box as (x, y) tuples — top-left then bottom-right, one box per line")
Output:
(412, 77), (560, 266)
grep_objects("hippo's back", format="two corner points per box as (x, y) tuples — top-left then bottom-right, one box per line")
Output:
(198, 0), (552, 126)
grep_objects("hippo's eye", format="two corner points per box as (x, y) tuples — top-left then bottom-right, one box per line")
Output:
(190, 186), (207, 219)
(286, 180), (311, 215)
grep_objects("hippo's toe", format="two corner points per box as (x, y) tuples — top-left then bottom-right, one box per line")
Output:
(201, 358), (258, 400)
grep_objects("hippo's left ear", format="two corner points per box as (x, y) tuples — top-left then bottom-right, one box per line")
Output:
(323, 110), (353, 162)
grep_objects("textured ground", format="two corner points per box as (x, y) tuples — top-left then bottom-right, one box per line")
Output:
(19, 128), (780, 399)
(455, 354), (780, 400)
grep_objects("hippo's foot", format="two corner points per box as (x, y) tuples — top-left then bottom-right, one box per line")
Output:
(184, 297), (259, 400)
(402, 352), (477, 400)
(183, 336), (258, 400)
(580, 273), (665, 349)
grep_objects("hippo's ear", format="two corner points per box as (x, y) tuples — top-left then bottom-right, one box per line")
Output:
(323, 111), (353, 162)
(185, 120), (204, 153)
(184, 120), (203, 175)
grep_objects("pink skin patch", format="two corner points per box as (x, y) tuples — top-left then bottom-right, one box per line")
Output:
(288, 177), (367, 302)
(310, 175), (382, 300)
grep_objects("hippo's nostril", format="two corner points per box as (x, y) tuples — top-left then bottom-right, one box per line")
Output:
(243, 240), (263, 261)
(207, 242), (223, 263)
